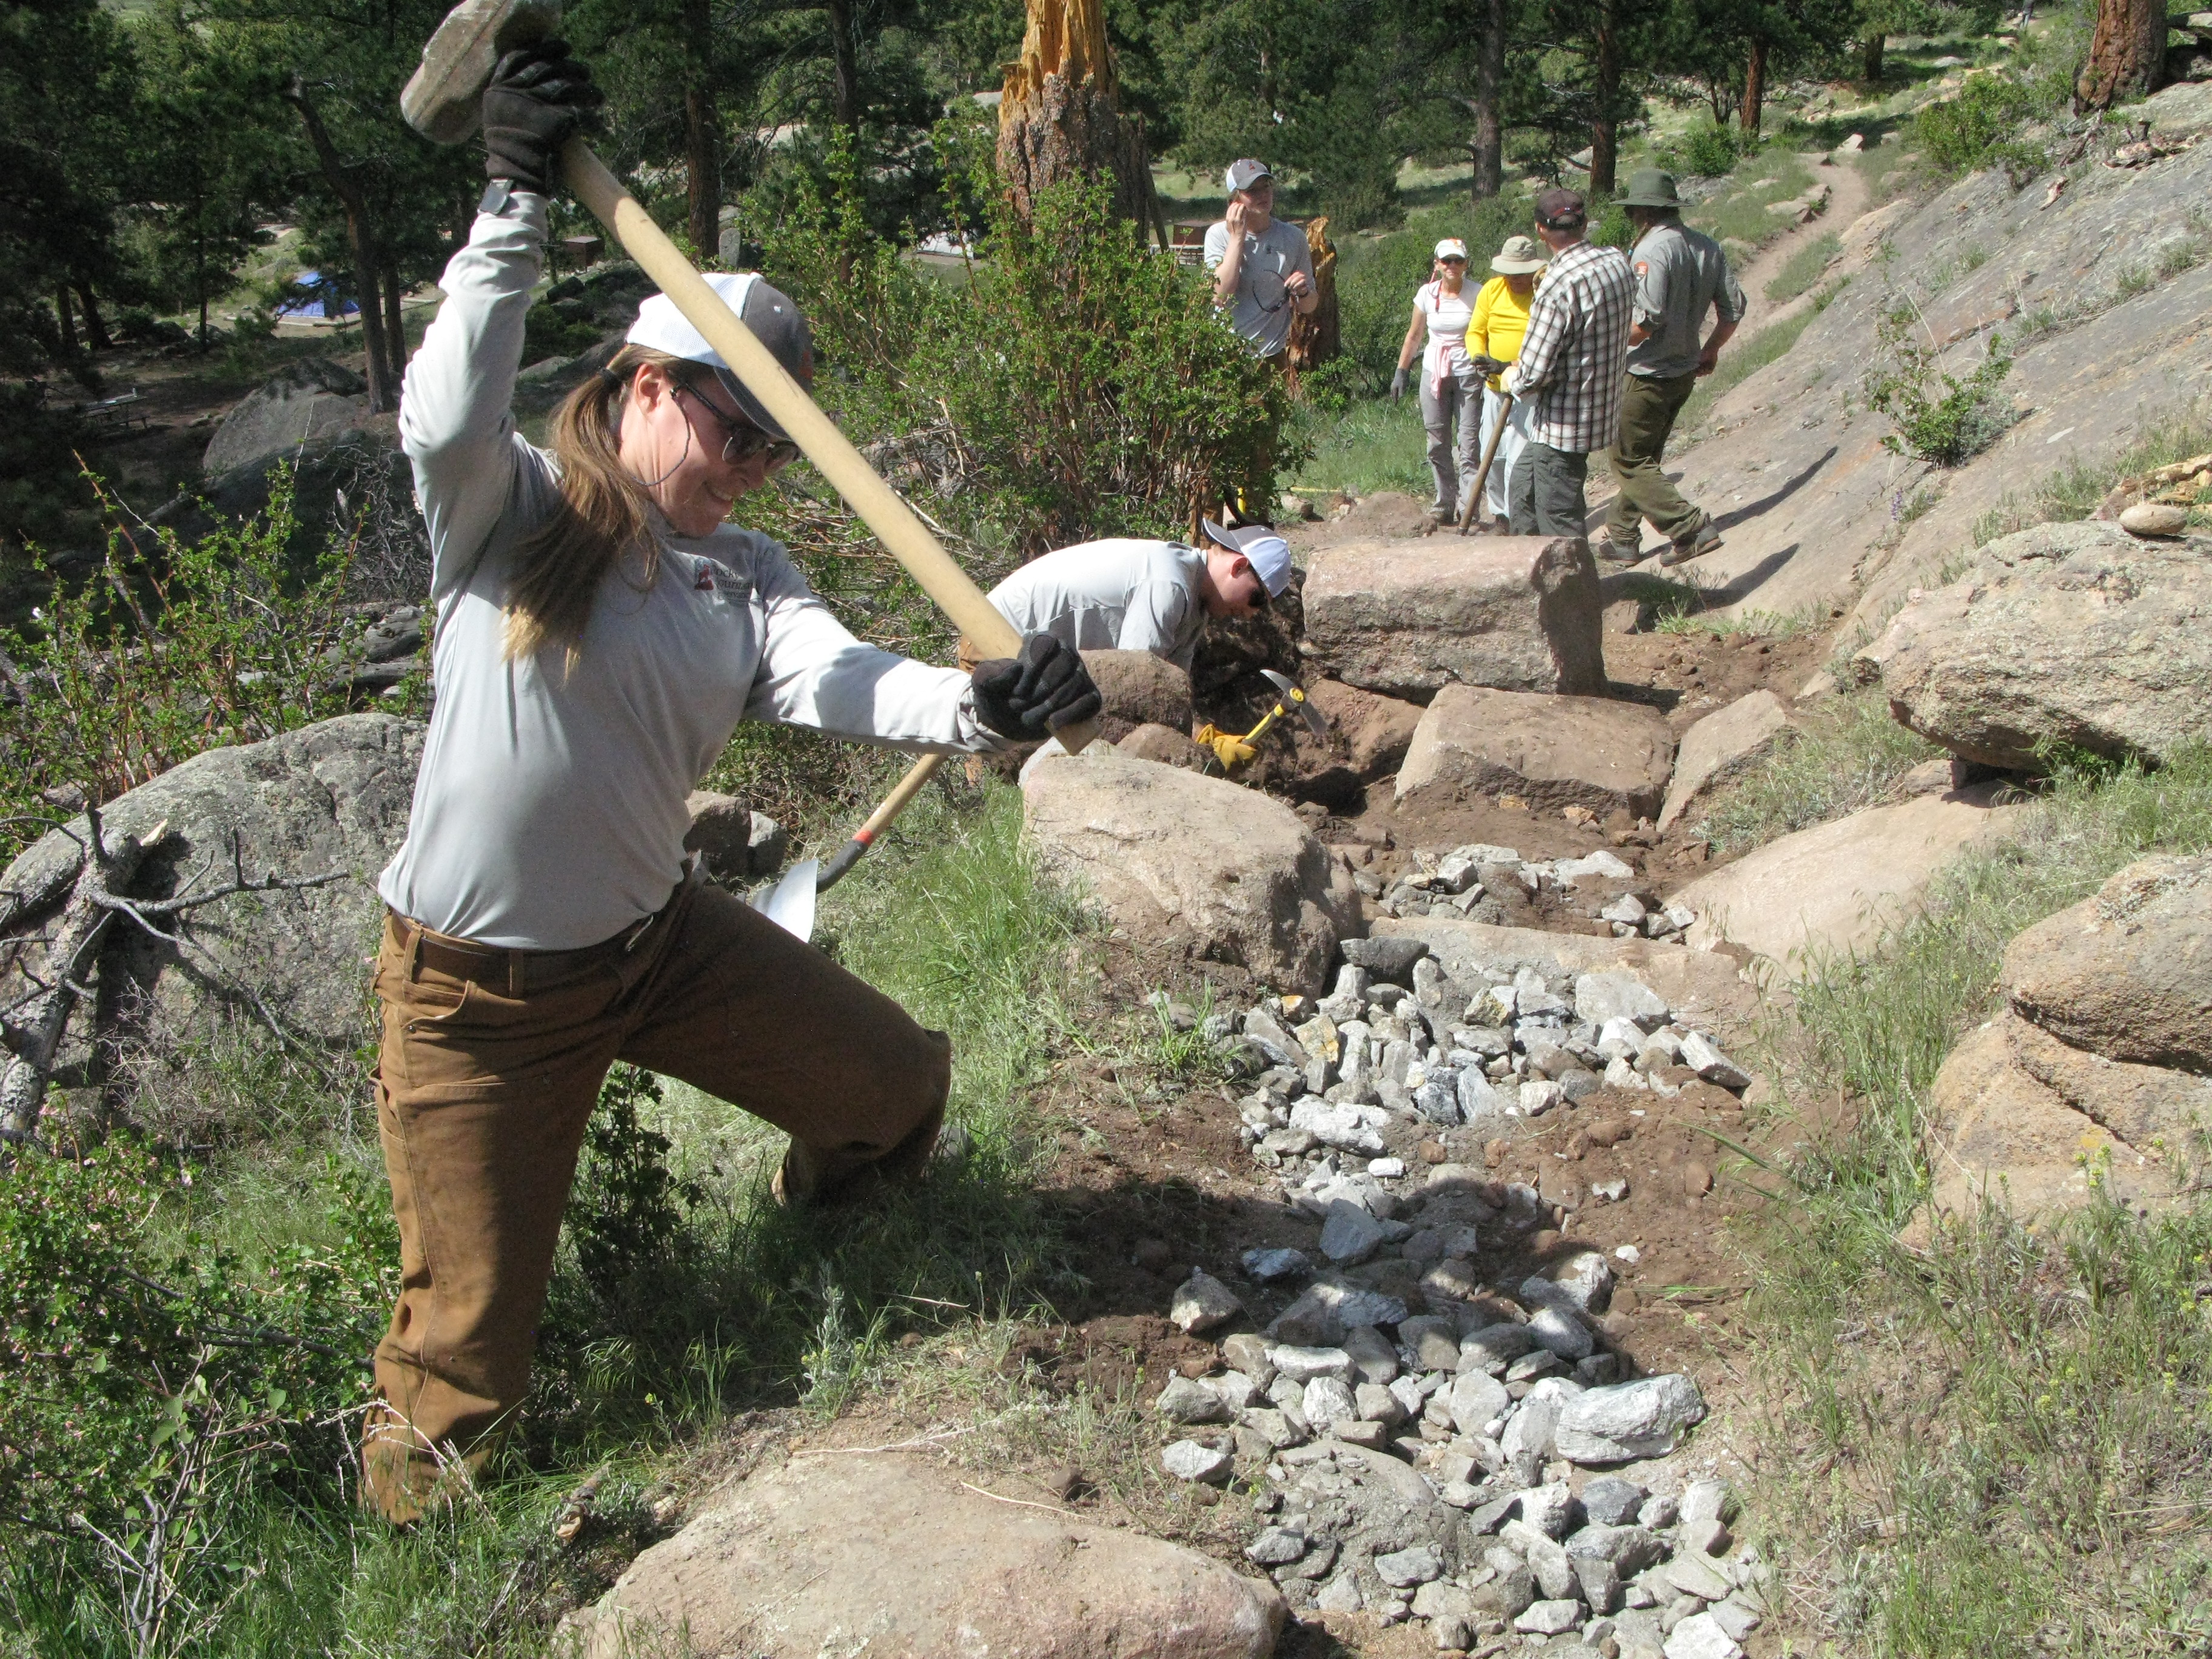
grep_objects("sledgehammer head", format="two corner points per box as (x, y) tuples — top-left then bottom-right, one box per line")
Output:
(401, 0), (561, 145)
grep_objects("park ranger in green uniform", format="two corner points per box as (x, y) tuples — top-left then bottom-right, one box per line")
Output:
(1600, 169), (1746, 567)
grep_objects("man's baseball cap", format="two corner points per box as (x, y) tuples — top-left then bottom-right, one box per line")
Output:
(1534, 187), (1587, 228)
(627, 272), (814, 441)
(1433, 238), (1469, 261)
(1492, 234), (1547, 274)
(1201, 518), (1293, 596)
(1224, 159), (1273, 194)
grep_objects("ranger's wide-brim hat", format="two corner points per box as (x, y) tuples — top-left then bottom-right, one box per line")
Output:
(1618, 168), (1683, 209)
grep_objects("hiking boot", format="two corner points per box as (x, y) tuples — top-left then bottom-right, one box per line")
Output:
(1662, 520), (1724, 566)
(1596, 535), (1644, 564)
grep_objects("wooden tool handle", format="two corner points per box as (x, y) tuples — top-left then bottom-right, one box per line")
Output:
(562, 139), (1101, 754)
(1459, 390), (1513, 537)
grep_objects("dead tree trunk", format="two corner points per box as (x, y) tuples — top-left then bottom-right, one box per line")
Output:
(998, 0), (1167, 246)
(1285, 215), (1339, 383)
(2077, 0), (2169, 108)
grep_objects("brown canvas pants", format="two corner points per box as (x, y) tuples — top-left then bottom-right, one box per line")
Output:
(362, 871), (948, 1522)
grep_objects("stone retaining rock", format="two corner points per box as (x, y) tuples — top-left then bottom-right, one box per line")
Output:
(555, 1453), (1285, 1658)
(1022, 752), (1360, 994)
(1118, 722), (1211, 771)
(1081, 648), (1195, 743)
(1302, 679), (1426, 780)
(1854, 520), (2212, 770)
(1301, 536), (1604, 702)
(2001, 853), (2212, 1073)
(1676, 785), (2020, 973)
(1657, 691), (1791, 833)
(1396, 686), (1675, 820)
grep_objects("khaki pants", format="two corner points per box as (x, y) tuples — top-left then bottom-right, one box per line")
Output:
(362, 875), (948, 1521)
(1507, 441), (1592, 539)
(1604, 370), (1704, 546)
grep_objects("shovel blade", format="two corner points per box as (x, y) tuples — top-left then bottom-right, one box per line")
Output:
(752, 859), (819, 942)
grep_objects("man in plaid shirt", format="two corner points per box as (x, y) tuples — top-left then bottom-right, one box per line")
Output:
(1503, 188), (1635, 538)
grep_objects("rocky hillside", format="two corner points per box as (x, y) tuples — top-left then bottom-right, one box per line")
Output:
(1657, 79), (2212, 638)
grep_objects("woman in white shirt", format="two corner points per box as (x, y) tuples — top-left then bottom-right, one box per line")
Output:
(1390, 238), (1483, 523)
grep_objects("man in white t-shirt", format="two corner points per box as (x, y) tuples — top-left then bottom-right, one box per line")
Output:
(977, 520), (1295, 766)
(1202, 160), (1318, 363)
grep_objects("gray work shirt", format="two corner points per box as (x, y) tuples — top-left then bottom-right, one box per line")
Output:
(987, 540), (1208, 673)
(1626, 220), (1746, 379)
(1202, 216), (1315, 358)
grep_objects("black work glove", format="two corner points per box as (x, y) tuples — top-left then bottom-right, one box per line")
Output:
(1467, 354), (1507, 380)
(481, 40), (602, 194)
(969, 634), (1103, 740)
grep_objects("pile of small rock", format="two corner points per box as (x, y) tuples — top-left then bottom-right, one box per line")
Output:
(1154, 1262), (1764, 1658)
(1225, 936), (1748, 1166)
(1360, 845), (1696, 943)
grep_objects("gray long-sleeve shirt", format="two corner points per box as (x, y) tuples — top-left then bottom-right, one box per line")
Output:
(986, 540), (1208, 672)
(377, 188), (991, 949)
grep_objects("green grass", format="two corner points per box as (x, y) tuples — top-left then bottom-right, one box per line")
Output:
(8, 780), (1099, 1657)
(1971, 398), (2212, 547)
(1694, 684), (1943, 851)
(1765, 230), (1842, 303)
(1287, 392), (1430, 498)
(1684, 147), (1819, 251)
(1743, 749), (2212, 1656)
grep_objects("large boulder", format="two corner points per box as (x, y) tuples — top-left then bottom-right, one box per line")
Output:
(1675, 784), (2020, 973)
(201, 357), (370, 477)
(1301, 536), (1604, 702)
(1915, 1010), (2178, 1237)
(1657, 690), (1791, 833)
(1080, 648), (1195, 744)
(2001, 854), (2212, 1073)
(1395, 685), (1674, 820)
(555, 1451), (1286, 1658)
(0, 716), (423, 1135)
(1854, 520), (2212, 770)
(1022, 751), (1360, 995)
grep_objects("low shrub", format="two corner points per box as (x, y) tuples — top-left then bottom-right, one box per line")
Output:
(1913, 73), (2049, 180)
(0, 466), (365, 863)
(1666, 116), (1755, 179)
(761, 127), (1295, 557)
(1865, 297), (2016, 467)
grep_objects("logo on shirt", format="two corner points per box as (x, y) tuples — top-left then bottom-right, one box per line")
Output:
(1635, 260), (1649, 275)
(694, 565), (716, 592)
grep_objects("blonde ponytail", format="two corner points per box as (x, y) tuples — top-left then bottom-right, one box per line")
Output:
(502, 344), (686, 663)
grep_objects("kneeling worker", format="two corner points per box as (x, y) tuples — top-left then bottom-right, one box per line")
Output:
(977, 520), (1294, 766)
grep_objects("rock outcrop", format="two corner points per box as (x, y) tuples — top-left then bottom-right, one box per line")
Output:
(1657, 691), (1790, 833)
(557, 1452), (1285, 1658)
(1301, 537), (1604, 702)
(1676, 784), (2020, 973)
(201, 357), (371, 477)
(0, 716), (423, 1134)
(1395, 686), (1675, 820)
(1853, 520), (2212, 771)
(2000, 853), (2212, 1072)
(1022, 751), (1361, 994)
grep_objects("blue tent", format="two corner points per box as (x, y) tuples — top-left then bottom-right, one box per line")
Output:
(273, 269), (360, 320)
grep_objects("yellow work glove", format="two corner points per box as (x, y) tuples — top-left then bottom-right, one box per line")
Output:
(1195, 722), (1257, 769)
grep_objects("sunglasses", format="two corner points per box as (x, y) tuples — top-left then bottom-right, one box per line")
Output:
(674, 381), (801, 469)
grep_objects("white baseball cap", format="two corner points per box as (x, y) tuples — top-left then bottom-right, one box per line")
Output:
(1433, 238), (1469, 261)
(1201, 518), (1293, 596)
(625, 271), (814, 440)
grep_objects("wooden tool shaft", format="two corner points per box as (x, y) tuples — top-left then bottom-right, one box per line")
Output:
(561, 139), (1100, 752)
(1458, 390), (1514, 537)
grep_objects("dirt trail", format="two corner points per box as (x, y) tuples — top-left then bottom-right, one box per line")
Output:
(1730, 152), (1871, 338)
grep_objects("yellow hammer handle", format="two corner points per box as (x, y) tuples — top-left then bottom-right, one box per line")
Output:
(561, 139), (1100, 753)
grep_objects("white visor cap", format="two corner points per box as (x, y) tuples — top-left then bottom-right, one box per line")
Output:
(625, 271), (814, 440)
(1433, 238), (1469, 260)
(1200, 518), (1293, 596)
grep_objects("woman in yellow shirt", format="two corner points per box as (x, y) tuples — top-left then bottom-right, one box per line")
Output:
(1467, 235), (1547, 526)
